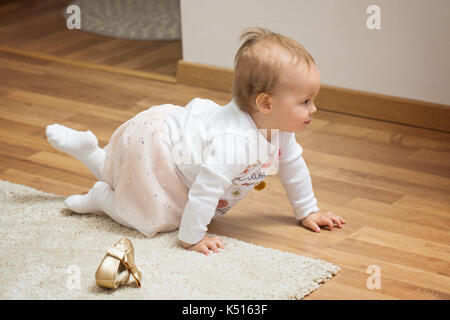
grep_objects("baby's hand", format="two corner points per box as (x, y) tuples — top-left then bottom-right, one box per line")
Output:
(180, 234), (226, 255)
(301, 211), (346, 233)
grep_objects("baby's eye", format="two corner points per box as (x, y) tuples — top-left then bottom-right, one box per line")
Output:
(302, 99), (310, 105)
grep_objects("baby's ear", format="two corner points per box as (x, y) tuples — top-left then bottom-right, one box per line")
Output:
(255, 93), (272, 114)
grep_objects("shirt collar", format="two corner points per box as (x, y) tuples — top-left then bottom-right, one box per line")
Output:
(226, 98), (280, 164)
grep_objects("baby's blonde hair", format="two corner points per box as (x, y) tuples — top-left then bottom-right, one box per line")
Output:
(232, 26), (316, 113)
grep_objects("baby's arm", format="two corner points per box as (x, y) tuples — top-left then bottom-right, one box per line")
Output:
(178, 136), (249, 254)
(177, 165), (231, 251)
(277, 132), (320, 219)
(277, 133), (345, 232)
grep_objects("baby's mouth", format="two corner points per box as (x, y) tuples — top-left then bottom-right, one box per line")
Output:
(304, 120), (312, 125)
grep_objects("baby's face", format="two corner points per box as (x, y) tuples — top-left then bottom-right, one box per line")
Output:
(269, 62), (321, 132)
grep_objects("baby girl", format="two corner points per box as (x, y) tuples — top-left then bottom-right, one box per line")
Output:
(45, 27), (345, 255)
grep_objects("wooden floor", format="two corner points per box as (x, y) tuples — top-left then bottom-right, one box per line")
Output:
(1, 0), (449, 301)
(0, 0), (182, 77)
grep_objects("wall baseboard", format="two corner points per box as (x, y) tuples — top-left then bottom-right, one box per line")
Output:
(177, 60), (234, 93)
(177, 60), (450, 132)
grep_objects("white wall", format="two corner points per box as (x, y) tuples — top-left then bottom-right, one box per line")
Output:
(180, 0), (450, 106)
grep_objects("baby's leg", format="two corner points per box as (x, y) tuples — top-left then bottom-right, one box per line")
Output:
(65, 181), (133, 228)
(45, 124), (105, 180)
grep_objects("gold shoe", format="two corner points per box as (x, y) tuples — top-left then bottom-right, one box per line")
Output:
(95, 238), (142, 289)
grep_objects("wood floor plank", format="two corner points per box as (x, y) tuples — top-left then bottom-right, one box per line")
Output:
(0, 0), (182, 77)
(0, 154), (95, 191)
(0, 117), (42, 135)
(115, 42), (176, 69)
(0, 1), (22, 15)
(347, 227), (450, 262)
(0, 56), (46, 75)
(0, 128), (56, 153)
(307, 279), (398, 300)
(309, 267), (396, 299)
(330, 266), (450, 300)
(0, 50), (53, 66)
(311, 202), (449, 247)
(0, 1), (62, 30)
(27, 151), (95, 179)
(332, 237), (449, 276)
(5, 89), (136, 123)
(49, 37), (106, 57)
(0, 168), (89, 196)
(249, 175), (356, 207)
(226, 204), (355, 250)
(303, 131), (450, 178)
(0, 96), (79, 128)
(312, 247), (450, 299)
(0, 67), (148, 111)
(393, 195), (450, 218)
(99, 41), (162, 66)
(407, 148), (450, 166)
(0, 140), (37, 159)
(318, 121), (450, 152)
(311, 174), (404, 204)
(25, 29), (77, 52)
(305, 149), (450, 198)
(64, 38), (142, 63)
(347, 198), (450, 233)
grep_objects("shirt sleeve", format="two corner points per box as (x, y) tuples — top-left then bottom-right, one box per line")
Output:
(177, 134), (249, 244)
(277, 132), (319, 220)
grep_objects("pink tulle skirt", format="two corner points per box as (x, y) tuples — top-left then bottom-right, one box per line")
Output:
(100, 104), (189, 237)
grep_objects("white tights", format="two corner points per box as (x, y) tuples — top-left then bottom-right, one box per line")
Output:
(45, 124), (132, 228)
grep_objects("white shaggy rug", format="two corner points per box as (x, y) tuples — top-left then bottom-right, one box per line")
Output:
(0, 180), (340, 299)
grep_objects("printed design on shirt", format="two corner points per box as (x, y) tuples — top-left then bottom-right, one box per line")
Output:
(215, 148), (280, 216)
(261, 160), (272, 168)
(217, 199), (229, 208)
(230, 186), (243, 198)
(216, 205), (231, 216)
(234, 170), (266, 183)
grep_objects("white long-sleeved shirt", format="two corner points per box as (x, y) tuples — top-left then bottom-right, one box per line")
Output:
(162, 98), (319, 244)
